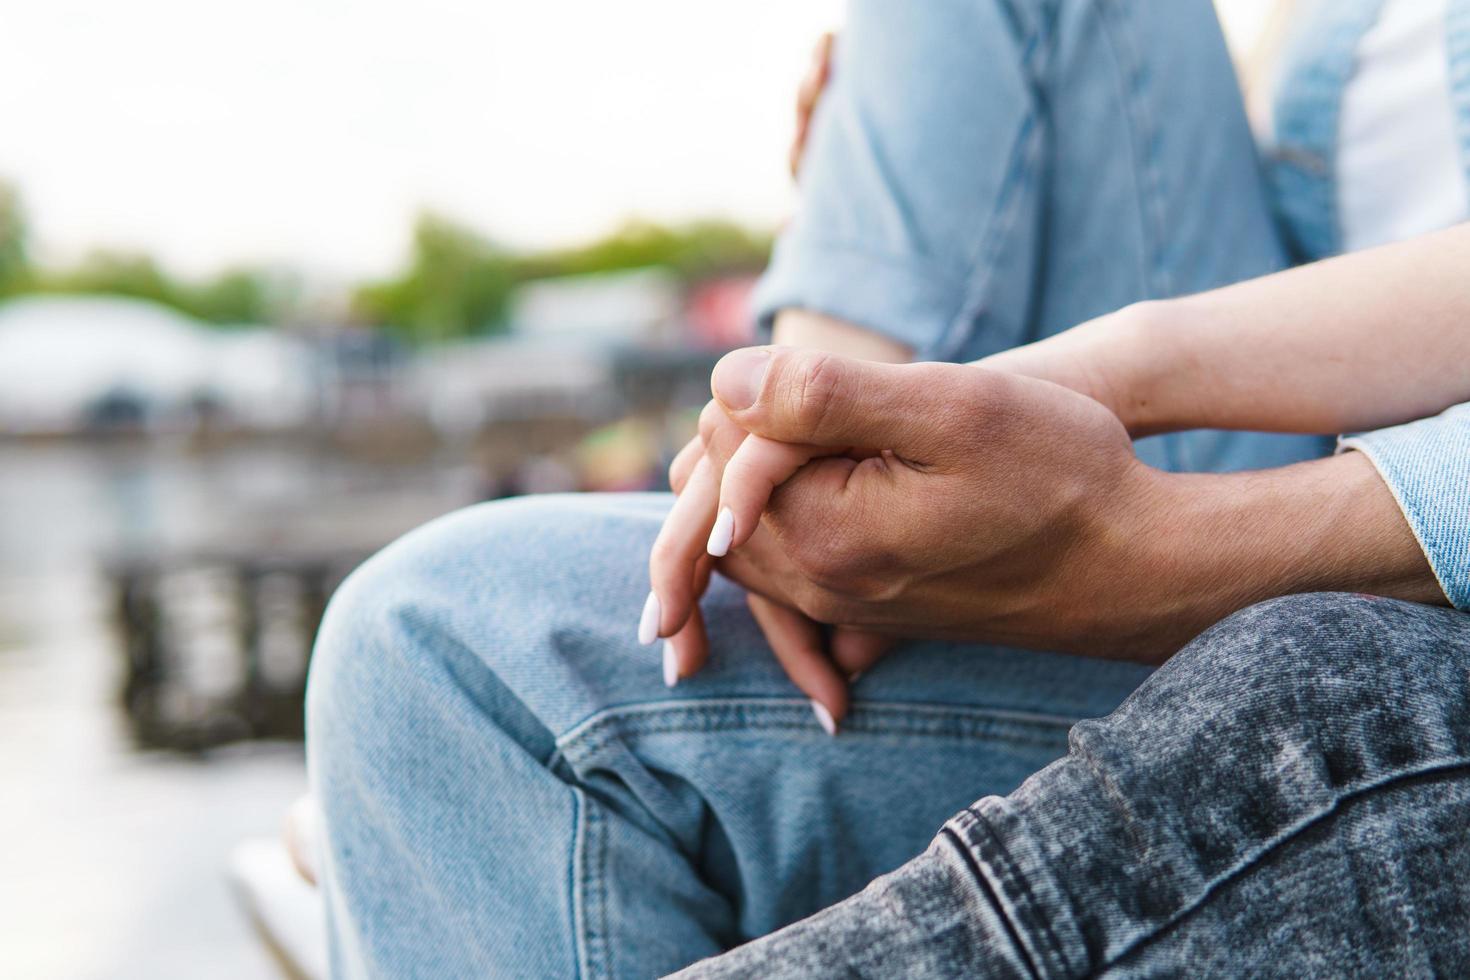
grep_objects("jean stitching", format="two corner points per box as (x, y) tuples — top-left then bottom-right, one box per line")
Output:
(941, 110), (1040, 361)
(598, 804), (612, 980)
(575, 797), (613, 979)
(554, 697), (1078, 762)
(940, 824), (1044, 979)
(933, 0), (1044, 361)
(570, 788), (588, 979)
(946, 806), (1078, 978)
(967, 806), (1079, 978)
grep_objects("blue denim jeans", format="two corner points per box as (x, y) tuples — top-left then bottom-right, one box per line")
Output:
(305, 0), (1386, 975)
(671, 593), (1470, 977)
(308, 497), (1470, 977)
(308, 494), (1153, 977)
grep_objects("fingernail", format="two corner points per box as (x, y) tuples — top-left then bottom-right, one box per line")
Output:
(662, 641), (679, 688)
(811, 699), (838, 736)
(707, 507), (734, 557)
(638, 591), (661, 645)
(712, 347), (771, 411)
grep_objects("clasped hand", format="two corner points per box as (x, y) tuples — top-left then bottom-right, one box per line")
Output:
(640, 345), (1158, 729)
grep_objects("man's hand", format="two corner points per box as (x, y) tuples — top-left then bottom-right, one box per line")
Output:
(703, 347), (1156, 654)
(701, 347), (1443, 662)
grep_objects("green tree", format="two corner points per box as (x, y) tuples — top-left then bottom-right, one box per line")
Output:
(517, 218), (771, 283)
(47, 250), (179, 309)
(34, 249), (292, 325)
(353, 212), (515, 342)
(186, 267), (296, 325)
(0, 181), (31, 296)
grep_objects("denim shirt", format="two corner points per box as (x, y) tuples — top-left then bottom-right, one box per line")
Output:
(1266, 0), (1470, 261)
(1270, 0), (1470, 610)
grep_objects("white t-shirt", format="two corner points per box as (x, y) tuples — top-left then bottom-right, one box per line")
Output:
(1337, 0), (1468, 251)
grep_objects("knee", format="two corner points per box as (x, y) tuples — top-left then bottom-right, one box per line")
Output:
(306, 494), (657, 768)
(306, 496), (586, 766)
(1092, 592), (1470, 791)
(1173, 592), (1426, 707)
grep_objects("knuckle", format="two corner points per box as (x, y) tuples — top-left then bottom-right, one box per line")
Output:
(790, 530), (864, 596)
(796, 588), (849, 626)
(697, 399), (724, 443)
(648, 535), (683, 572)
(781, 351), (841, 436)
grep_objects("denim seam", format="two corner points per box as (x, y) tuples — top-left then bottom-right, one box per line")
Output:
(1102, 754), (1470, 970)
(576, 797), (613, 980)
(938, 0), (1043, 361)
(940, 104), (1040, 362)
(940, 825), (1045, 979)
(950, 806), (1080, 978)
(552, 697), (1078, 764)
(1098, 0), (1173, 301)
(571, 787), (591, 979)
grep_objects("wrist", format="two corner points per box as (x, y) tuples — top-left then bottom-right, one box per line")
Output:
(971, 301), (1179, 436)
(1094, 452), (1442, 662)
(1080, 300), (1186, 437)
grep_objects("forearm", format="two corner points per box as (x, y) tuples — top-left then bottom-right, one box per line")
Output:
(771, 308), (912, 362)
(1139, 222), (1470, 434)
(1102, 451), (1444, 660)
(986, 222), (1470, 436)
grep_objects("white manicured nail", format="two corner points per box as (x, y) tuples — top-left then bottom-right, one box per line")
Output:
(811, 700), (837, 736)
(663, 641), (679, 688)
(638, 591), (661, 645)
(707, 507), (735, 557)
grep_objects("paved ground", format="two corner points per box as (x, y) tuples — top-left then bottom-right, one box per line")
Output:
(0, 443), (465, 980)
(0, 569), (306, 980)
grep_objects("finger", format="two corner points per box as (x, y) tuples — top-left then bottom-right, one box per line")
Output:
(696, 397), (752, 488)
(711, 346), (977, 458)
(668, 435), (703, 494)
(746, 593), (848, 733)
(663, 600), (709, 688)
(711, 434), (822, 555)
(830, 628), (892, 679)
(648, 457), (720, 639)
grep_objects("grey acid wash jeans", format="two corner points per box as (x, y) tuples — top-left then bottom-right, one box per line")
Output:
(677, 593), (1470, 977)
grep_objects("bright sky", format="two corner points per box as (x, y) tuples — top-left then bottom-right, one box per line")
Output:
(0, 0), (844, 280)
(0, 0), (1269, 282)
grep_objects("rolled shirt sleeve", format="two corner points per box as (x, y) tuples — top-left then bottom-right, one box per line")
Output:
(751, 0), (1043, 361)
(1339, 402), (1470, 610)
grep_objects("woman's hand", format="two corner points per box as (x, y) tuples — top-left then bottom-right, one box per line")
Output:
(699, 347), (1163, 655)
(651, 401), (891, 732)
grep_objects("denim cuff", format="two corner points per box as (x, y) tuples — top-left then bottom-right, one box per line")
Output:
(1338, 402), (1470, 610)
(750, 238), (967, 360)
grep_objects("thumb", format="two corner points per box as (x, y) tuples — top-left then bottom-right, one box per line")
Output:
(711, 346), (965, 456)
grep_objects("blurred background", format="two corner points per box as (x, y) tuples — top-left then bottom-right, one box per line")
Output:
(0, 2), (1278, 976)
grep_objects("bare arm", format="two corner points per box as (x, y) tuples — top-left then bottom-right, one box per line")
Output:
(771, 308), (912, 363)
(984, 222), (1470, 436)
(698, 349), (1444, 665)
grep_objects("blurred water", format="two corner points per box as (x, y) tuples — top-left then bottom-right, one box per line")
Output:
(0, 441), (472, 979)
